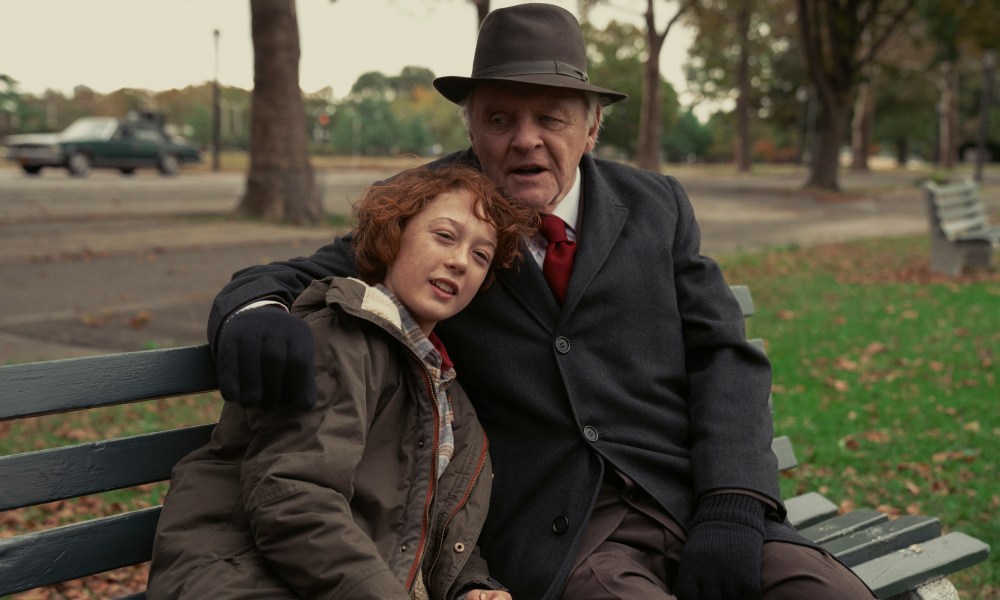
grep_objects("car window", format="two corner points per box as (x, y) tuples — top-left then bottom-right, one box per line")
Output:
(62, 118), (119, 141)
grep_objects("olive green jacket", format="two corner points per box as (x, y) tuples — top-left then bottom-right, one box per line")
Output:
(149, 277), (494, 599)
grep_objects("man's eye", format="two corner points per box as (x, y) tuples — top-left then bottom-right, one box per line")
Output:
(541, 116), (566, 129)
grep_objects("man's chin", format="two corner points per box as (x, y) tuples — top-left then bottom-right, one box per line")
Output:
(506, 185), (558, 211)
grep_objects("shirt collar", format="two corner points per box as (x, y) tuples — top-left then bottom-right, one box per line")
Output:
(371, 283), (455, 384)
(549, 166), (582, 232)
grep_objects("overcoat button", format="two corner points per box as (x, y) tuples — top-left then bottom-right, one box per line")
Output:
(551, 516), (569, 534)
(583, 426), (599, 442)
(554, 337), (571, 353)
(454, 542), (466, 553)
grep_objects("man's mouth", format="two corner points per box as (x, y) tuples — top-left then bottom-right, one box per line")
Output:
(511, 166), (544, 176)
(431, 280), (456, 295)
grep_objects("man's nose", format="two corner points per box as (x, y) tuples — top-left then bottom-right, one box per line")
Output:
(510, 119), (543, 151)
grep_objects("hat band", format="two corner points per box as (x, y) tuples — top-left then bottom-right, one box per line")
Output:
(472, 60), (590, 83)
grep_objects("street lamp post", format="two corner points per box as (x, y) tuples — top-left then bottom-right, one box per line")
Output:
(212, 29), (221, 172)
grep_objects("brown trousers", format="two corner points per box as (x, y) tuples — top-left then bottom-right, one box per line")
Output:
(562, 478), (876, 600)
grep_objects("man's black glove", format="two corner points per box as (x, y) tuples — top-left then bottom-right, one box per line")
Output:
(216, 307), (316, 410)
(675, 493), (766, 600)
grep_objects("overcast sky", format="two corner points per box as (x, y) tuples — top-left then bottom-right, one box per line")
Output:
(2, 0), (694, 101)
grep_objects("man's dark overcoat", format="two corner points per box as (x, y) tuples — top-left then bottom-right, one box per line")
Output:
(209, 150), (811, 599)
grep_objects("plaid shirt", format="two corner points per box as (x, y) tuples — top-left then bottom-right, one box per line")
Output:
(374, 284), (456, 477)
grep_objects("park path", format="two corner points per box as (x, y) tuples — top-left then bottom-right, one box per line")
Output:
(1, 164), (996, 363)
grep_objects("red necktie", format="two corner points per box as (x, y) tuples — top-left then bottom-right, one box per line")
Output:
(540, 214), (577, 304)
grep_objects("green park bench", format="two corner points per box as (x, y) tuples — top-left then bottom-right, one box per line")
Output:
(0, 286), (990, 599)
(924, 179), (1000, 277)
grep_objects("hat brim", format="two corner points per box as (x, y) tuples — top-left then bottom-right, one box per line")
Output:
(433, 74), (627, 107)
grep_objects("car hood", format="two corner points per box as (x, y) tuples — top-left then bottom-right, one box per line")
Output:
(4, 133), (61, 146)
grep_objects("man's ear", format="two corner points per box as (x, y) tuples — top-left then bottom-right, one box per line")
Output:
(586, 106), (602, 153)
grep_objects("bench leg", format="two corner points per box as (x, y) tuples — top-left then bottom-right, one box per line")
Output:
(961, 243), (994, 271)
(887, 578), (959, 600)
(929, 239), (993, 276)
(929, 238), (966, 277)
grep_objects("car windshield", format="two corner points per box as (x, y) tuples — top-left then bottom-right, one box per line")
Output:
(61, 118), (119, 141)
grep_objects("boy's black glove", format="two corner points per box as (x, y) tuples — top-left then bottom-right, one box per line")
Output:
(675, 493), (765, 600)
(215, 307), (316, 410)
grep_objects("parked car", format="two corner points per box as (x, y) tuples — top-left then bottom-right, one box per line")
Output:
(3, 112), (201, 177)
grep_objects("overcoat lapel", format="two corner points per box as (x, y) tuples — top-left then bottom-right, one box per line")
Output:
(494, 243), (558, 330)
(492, 156), (629, 327)
(562, 157), (628, 315)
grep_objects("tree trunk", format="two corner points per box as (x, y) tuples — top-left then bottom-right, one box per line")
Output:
(470, 0), (489, 27)
(895, 138), (909, 168)
(734, 0), (752, 172)
(637, 0), (665, 172)
(807, 94), (846, 190)
(795, 0), (914, 190)
(936, 61), (959, 169)
(849, 78), (874, 171)
(239, 0), (322, 224)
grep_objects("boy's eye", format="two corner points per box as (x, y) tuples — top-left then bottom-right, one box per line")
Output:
(434, 231), (455, 241)
(474, 250), (492, 263)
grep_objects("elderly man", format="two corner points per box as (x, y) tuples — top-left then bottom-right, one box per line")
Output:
(207, 4), (874, 600)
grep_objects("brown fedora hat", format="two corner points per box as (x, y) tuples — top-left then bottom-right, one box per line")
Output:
(433, 3), (627, 106)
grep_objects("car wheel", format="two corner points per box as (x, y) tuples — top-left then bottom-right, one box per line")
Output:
(119, 167), (136, 175)
(158, 154), (180, 176)
(67, 152), (91, 177)
(21, 165), (42, 175)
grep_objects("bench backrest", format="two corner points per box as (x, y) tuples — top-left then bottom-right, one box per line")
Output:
(924, 180), (989, 240)
(0, 285), (780, 598)
(0, 346), (218, 597)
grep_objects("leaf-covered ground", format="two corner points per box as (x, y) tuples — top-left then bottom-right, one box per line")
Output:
(720, 234), (998, 599)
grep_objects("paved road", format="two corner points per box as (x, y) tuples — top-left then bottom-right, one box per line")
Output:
(1, 164), (996, 364)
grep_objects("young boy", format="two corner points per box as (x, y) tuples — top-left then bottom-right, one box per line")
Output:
(148, 165), (537, 600)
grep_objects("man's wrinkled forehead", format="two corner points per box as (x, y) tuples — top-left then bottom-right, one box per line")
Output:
(466, 82), (590, 113)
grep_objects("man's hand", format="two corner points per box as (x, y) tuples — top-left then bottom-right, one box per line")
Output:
(675, 493), (765, 600)
(216, 307), (316, 410)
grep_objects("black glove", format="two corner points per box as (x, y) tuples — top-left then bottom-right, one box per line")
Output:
(215, 306), (316, 410)
(675, 493), (766, 600)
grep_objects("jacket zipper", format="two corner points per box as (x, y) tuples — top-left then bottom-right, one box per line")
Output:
(404, 363), (440, 591)
(423, 431), (489, 588)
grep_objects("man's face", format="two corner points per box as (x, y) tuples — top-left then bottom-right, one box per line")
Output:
(467, 83), (599, 213)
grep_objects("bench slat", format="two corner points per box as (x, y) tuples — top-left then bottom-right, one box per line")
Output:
(730, 284), (754, 318)
(797, 508), (888, 544)
(0, 425), (214, 511)
(0, 345), (217, 420)
(954, 228), (1000, 244)
(785, 491), (839, 529)
(0, 507), (160, 596)
(852, 532), (991, 598)
(823, 515), (942, 568)
(772, 435), (798, 471)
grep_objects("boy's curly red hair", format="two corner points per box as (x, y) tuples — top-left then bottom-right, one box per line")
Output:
(352, 164), (539, 288)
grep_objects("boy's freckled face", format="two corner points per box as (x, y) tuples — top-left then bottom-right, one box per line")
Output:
(383, 188), (497, 335)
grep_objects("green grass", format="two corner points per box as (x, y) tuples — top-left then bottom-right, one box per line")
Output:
(719, 234), (999, 598)
(2, 233), (996, 597)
